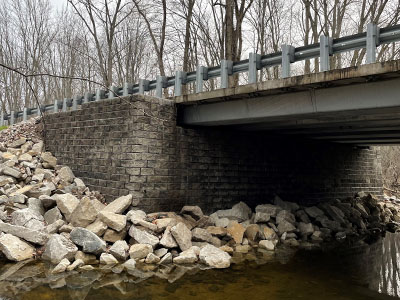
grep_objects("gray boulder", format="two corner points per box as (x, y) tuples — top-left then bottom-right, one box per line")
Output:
(70, 197), (99, 227)
(0, 222), (48, 245)
(0, 234), (34, 261)
(109, 240), (129, 261)
(255, 204), (281, 217)
(129, 226), (159, 248)
(102, 194), (132, 214)
(44, 207), (63, 225)
(215, 202), (252, 222)
(171, 223), (192, 251)
(181, 206), (203, 221)
(304, 206), (324, 218)
(70, 227), (107, 254)
(276, 210), (296, 224)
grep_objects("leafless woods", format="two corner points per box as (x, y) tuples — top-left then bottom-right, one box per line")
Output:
(0, 0), (399, 110)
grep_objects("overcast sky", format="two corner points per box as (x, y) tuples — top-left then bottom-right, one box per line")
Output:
(51, 0), (67, 10)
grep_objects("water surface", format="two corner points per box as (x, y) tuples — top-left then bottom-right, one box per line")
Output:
(1, 234), (400, 300)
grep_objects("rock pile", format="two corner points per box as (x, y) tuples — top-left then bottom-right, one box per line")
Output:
(0, 118), (398, 275)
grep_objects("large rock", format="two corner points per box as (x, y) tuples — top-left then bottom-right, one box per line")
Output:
(160, 227), (178, 248)
(145, 252), (161, 264)
(215, 202), (252, 222)
(199, 244), (231, 268)
(244, 224), (259, 241)
(8, 137), (26, 148)
(173, 247), (198, 264)
(44, 207), (62, 225)
(42, 234), (78, 264)
(127, 209), (147, 223)
(98, 211), (127, 232)
(277, 220), (296, 235)
(54, 193), (80, 221)
(254, 212), (271, 223)
(109, 240), (129, 261)
(192, 228), (213, 243)
(304, 206), (325, 218)
(70, 197), (99, 227)
(181, 206), (203, 221)
(320, 204), (346, 224)
(102, 194), (132, 214)
(227, 222), (246, 244)
(2, 166), (22, 179)
(298, 222), (314, 236)
(86, 219), (107, 236)
(70, 227), (107, 254)
(129, 226), (159, 248)
(11, 208), (44, 230)
(41, 152), (57, 168)
(255, 204), (281, 217)
(276, 210), (296, 225)
(259, 240), (275, 251)
(0, 222), (48, 245)
(274, 196), (299, 212)
(0, 234), (34, 261)
(58, 166), (75, 183)
(103, 228), (127, 243)
(171, 223), (192, 251)
(129, 244), (153, 259)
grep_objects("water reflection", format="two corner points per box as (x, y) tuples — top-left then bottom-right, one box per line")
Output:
(1, 236), (400, 299)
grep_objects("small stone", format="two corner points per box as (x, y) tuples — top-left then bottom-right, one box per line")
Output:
(45, 219), (65, 234)
(0, 234), (34, 261)
(18, 153), (32, 162)
(219, 245), (234, 254)
(171, 223), (192, 251)
(276, 210), (296, 224)
(159, 252), (172, 264)
(52, 258), (70, 273)
(100, 253), (118, 265)
(206, 226), (227, 237)
(127, 209), (147, 222)
(70, 227), (107, 254)
(235, 245), (251, 253)
(8, 137), (26, 148)
(67, 259), (84, 271)
(109, 240), (129, 261)
(123, 259), (136, 271)
(145, 253), (161, 264)
(75, 251), (98, 265)
(58, 166), (75, 183)
(227, 222), (246, 244)
(154, 248), (168, 258)
(9, 194), (27, 204)
(74, 178), (86, 188)
(214, 217), (230, 228)
(255, 204), (281, 217)
(79, 265), (95, 271)
(199, 244), (231, 268)
(259, 240), (275, 251)
(129, 244), (153, 259)
(336, 231), (346, 240)
(245, 224), (259, 241)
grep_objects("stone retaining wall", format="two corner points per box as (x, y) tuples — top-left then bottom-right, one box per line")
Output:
(44, 95), (383, 213)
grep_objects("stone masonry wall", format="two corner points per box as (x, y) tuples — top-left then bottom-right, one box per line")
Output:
(44, 95), (383, 213)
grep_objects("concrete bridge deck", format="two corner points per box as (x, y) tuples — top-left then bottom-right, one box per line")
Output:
(177, 60), (400, 146)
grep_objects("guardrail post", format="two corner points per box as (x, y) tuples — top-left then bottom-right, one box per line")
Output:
(221, 60), (233, 88)
(72, 96), (81, 111)
(282, 44), (295, 78)
(96, 89), (106, 101)
(10, 111), (15, 125)
(196, 66), (208, 93)
(123, 83), (133, 96)
(0, 112), (4, 127)
(367, 23), (379, 64)
(139, 79), (150, 95)
(54, 100), (59, 113)
(84, 93), (93, 104)
(175, 71), (187, 97)
(248, 52), (261, 84)
(108, 86), (118, 99)
(156, 75), (167, 98)
(320, 36), (333, 72)
(62, 98), (67, 112)
(23, 107), (28, 122)
(37, 105), (42, 117)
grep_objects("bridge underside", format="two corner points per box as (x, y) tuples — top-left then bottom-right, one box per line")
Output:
(178, 60), (400, 146)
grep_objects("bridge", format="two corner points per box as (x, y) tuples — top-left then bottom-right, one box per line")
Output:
(20, 23), (400, 212)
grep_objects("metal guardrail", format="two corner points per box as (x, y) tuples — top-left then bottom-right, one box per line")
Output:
(2, 22), (400, 126)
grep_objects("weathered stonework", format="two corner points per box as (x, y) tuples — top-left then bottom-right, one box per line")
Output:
(44, 95), (383, 213)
